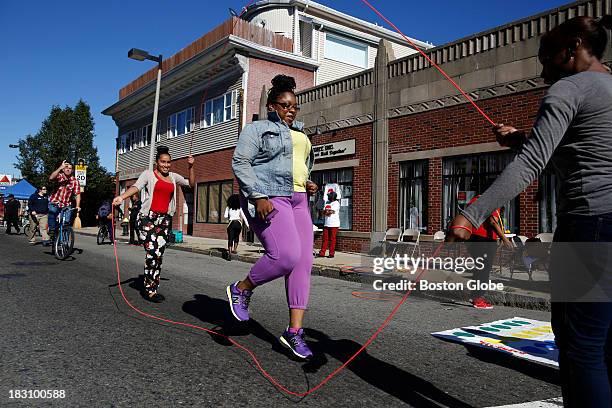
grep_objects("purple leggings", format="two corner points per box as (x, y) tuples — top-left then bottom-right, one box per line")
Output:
(241, 192), (313, 309)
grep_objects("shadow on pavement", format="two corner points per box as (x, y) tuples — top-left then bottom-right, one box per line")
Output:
(182, 294), (287, 354)
(463, 345), (559, 385)
(108, 274), (170, 301)
(303, 328), (474, 408)
(182, 296), (474, 407)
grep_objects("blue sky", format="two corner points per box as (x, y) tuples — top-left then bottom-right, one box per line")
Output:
(0, 0), (570, 177)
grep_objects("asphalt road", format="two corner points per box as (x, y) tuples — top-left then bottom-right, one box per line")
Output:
(1, 233), (561, 407)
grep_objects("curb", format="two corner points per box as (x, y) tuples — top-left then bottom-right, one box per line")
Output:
(76, 230), (550, 311)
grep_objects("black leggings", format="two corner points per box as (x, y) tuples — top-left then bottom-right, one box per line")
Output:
(227, 220), (243, 247)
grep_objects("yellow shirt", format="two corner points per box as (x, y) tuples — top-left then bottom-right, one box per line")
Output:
(290, 129), (311, 192)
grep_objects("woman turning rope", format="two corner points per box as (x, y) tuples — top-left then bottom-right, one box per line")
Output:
(448, 15), (612, 408)
(113, 146), (195, 303)
(229, 74), (318, 359)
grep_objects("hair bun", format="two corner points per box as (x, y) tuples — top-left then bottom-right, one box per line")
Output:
(600, 15), (612, 30)
(271, 74), (296, 92)
(156, 145), (170, 155)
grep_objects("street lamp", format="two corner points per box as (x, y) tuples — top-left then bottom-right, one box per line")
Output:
(128, 48), (163, 171)
(8, 144), (18, 148)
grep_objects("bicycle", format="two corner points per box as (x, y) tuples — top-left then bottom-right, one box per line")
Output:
(23, 215), (41, 238)
(53, 207), (75, 260)
(97, 219), (113, 245)
(19, 214), (31, 235)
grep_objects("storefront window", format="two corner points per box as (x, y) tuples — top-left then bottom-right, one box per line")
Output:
(196, 180), (233, 223)
(539, 167), (558, 233)
(399, 160), (428, 231)
(309, 168), (353, 230)
(442, 152), (519, 233)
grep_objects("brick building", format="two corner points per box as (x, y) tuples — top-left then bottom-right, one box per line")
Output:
(104, 0), (611, 252)
(297, 0), (612, 252)
(102, 0), (427, 240)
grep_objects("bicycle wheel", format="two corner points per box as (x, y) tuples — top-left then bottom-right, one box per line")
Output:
(54, 228), (74, 260)
(24, 224), (32, 238)
(97, 227), (107, 245)
(66, 228), (75, 254)
(54, 233), (67, 260)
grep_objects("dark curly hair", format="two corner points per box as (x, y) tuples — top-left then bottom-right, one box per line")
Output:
(227, 194), (241, 210)
(155, 145), (171, 161)
(266, 74), (297, 106)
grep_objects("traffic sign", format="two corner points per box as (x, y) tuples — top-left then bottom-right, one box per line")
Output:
(75, 165), (87, 190)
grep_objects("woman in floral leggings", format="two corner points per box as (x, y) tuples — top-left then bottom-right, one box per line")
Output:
(113, 146), (195, 303)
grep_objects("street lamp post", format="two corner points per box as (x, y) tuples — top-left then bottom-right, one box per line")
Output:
(128, 48), (163, 171)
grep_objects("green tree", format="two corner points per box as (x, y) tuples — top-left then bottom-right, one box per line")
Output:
(15, 100), (115, 226)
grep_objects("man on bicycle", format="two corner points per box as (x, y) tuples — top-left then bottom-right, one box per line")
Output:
(48, 160), (81, 241)
(96, 200), (114, 242)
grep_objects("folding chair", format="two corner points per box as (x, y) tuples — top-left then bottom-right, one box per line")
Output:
(396, 228), (421, 258)
(377, 227), (402, 257)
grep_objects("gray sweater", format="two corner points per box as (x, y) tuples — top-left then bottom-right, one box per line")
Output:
(463, 71), (612, 228)
(133, 170), (190, 216)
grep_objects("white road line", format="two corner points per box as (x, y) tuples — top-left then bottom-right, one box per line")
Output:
(486, 397), (563, 408)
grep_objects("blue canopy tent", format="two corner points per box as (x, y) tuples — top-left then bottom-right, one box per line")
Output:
(2, 179), (37, 200)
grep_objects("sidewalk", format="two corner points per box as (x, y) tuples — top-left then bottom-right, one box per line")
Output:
(75, 227), (551, 310)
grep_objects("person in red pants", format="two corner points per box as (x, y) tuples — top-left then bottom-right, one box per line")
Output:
(318, 191), (340, 258)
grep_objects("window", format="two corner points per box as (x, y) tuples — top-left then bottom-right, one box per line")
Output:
(167, 107), (195, 138)
(141, 124), (152, 147)
(399, 160), (428, 231)
(442, 152), (519, 233)
(324, 33), (367, 68)
(202, 90), (237, 128)
(309, 168), (353, 230)
(118, 134), (127, 154)
(156, 120), (161, 142)
(539, 167), (558, 233)
(126, 130), (138, 152)
(196, 180), (233, 223)
(299, 20), (313, 58)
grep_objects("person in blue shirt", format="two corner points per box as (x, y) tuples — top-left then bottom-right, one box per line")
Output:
(27, 187), (50, 245)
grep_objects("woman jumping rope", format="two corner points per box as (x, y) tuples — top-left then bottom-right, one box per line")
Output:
(229, 74), (318, 359)
(113, 146), (195, 303)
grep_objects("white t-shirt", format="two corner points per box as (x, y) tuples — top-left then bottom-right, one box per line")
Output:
(323, 201), (340, 228)
(224, 207), (249, 228)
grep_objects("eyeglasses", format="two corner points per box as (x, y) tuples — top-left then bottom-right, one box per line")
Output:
(273, 101), (300, 112)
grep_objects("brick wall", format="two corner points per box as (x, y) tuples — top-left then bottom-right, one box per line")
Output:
(246, 58), (315, 122)
(311, 123), (373, 253)
(388, 89), (546, 237)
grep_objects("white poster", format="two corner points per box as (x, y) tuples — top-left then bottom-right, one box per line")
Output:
(432, 317), (558, 367)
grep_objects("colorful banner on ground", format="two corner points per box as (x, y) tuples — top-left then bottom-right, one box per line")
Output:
(431, 317), (558, 367)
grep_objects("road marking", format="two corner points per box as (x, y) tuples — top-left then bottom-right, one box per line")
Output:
(486, 397), (563, 407)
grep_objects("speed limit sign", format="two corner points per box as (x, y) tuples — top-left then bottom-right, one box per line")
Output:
(75, 165), (87, 192)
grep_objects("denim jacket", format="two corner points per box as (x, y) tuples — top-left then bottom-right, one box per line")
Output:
(232, 111), (315, 199)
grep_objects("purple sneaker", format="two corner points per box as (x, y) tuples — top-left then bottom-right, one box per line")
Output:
(279, 328), (313, 359)
(226, 281), (252, 321)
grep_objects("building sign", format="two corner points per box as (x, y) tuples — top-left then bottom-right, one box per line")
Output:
(75, 165), (87, 192)
(313, 139), (355, 160)
(0, 174), (12, 186)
